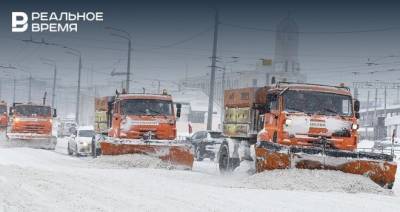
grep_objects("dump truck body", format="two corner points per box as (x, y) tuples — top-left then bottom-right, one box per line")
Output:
(95, 93), (194, 169)
(219, 82), (397, 188)
(5, 103), (57, 149)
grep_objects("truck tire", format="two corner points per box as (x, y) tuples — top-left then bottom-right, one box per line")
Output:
(219, 142), (230, 172)
(218, 142), (240, 173)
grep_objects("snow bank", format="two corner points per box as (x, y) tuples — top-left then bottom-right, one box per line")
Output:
(358, 139), (375, 149)
(89, 154), (175, 169)
(241, 169), (391, 195)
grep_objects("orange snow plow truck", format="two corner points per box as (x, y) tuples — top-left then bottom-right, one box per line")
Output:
(0, 101), (8, 130)
(95, 91), (194, 169)
(6, 102), (57, 149)
(219, 82), (397, 188)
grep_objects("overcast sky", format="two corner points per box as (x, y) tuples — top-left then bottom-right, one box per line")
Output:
(1, 0), (400, 113)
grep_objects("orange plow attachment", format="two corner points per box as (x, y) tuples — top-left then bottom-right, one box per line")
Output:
(100, 140), (194, 169)
(255, 142), (397, 189)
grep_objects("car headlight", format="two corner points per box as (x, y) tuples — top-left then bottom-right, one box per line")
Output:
(80, 141), (89, 146)
(352, 124), (359, 130)
(285, 119), (292, 126)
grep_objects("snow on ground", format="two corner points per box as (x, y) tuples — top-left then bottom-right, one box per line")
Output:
(0, 137), (400, 211)
(357, 139), (375, 149)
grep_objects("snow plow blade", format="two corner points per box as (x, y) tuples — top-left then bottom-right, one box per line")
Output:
(3, 133), (57, 150)
(100, 141), (194, 169)
(255, 142), (397, 189)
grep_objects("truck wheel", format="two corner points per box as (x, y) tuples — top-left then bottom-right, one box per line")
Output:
(218, 143), (236, 173)
(67, 144), (73, 155)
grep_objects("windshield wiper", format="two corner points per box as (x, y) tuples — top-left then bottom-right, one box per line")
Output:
(323, 107), (337, 114)
(315, 107), (339, 116)
(147, 108), (169, 118)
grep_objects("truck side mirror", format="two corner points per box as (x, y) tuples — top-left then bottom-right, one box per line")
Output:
(354, 100), (360, 112)
(355, 112), (360, 119)
(176, 103), (182, 118)
(53, 109), (57, 117)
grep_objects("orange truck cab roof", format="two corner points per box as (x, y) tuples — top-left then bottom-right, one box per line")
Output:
(270, 82), (351, 96)
(117, 93), (173, 101)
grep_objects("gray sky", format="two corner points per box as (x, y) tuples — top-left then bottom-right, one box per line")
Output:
(1, 0), (400, 114)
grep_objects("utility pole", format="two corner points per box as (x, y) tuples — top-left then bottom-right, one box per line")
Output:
(373, 88), (378, 130)
(76, 55), (82, 124)
(220, 66), (226, 127)
(366, 90), (370, 139)
(207, 9), (219, 130)
(52, 65), (57, 108)
(13, 78), (16, 103)
(384, 86), (387, 117)
(157, 80), (161, 93)
(126, 38), (132, 93)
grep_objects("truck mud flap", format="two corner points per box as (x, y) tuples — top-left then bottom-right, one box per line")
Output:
(100, 142), (194, 169)
(255, 142), (397, 189)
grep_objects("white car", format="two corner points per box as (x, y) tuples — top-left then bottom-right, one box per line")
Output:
(67, 126), (95, 156)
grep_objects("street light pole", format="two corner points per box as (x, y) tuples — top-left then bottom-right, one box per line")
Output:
(207, 9), (219, 130)
(51, 65), (57, 108)
(106, 27), (132, 93)
(76, 55), (82, 124)
(65, 48), (82, 124)
(42, 58), (57, 108)
(220, 66), (225, 126)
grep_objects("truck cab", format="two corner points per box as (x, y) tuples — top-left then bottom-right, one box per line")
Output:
(10, 103), (56, 135)
(257, 83), (359, 151)
(107, 93), (181, 141)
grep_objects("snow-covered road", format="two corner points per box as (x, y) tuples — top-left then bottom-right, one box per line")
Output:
(0, 138), (400, 212)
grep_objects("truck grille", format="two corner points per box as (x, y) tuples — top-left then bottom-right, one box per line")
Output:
(20, 124), (47, 133)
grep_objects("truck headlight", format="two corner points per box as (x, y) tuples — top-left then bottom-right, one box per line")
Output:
(285, 119), (292, 126)
(352, 124), (359, 130)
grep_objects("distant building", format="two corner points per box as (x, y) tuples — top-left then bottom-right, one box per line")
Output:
(272, 13), (306, 82)
(179, 14), (306, 107)
(359, 104), (400, 140)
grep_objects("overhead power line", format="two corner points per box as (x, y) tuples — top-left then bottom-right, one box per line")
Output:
(149, 26), (213, 50)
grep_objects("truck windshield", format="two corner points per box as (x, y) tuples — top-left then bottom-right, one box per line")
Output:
(121, 99), (173, 116)
(283, 90), (352, 116)
(79, 130), (95, 137)
(15, 105), (51, 117)
(0, 106), (6, 114)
